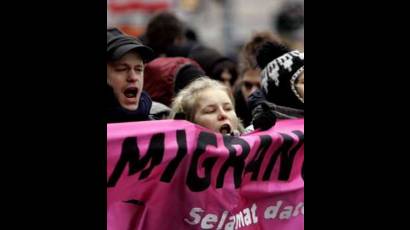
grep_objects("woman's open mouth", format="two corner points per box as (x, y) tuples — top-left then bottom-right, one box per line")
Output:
(219, 124), (232, 135)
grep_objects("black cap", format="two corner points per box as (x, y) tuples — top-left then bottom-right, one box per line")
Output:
(107, 30), (154, 63)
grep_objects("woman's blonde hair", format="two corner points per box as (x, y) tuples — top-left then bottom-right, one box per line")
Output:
(169, 77), (244, 132)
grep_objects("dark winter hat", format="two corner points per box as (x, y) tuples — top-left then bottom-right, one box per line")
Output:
(256, 41), (291, 69)
(259, 48), (304, 109)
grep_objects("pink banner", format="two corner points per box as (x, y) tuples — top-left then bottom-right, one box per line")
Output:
(108, 119), (304, 230)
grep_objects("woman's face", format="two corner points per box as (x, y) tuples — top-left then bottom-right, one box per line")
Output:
(193, 88), (239, 135)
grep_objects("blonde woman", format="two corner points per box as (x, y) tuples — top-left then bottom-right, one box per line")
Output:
(169, 77), (246, 136)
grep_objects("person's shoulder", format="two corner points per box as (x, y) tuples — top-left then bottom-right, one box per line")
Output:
(150, 101), (171, 120)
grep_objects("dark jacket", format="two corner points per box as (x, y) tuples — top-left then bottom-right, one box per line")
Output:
(233, 85), (252, 127)
(106, 85), (152, 123)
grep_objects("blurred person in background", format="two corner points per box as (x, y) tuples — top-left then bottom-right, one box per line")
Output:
(188, 45), (238, 92)
(274, 0), (304, 51)
(143, 11), (193, 58)
(233, 31), (289, 127)
(142, 11), (238, 89)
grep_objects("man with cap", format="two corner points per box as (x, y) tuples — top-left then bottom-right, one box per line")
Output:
(107, 28), (155, 123)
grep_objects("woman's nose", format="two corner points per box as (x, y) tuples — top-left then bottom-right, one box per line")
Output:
(217, 108), (228, 120)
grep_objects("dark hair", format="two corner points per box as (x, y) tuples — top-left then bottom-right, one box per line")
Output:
(189, 45), (237, 85)
(238, 31), (283, 76)
(211, 59), (238, 86)
(145, 11), (185, 56)
(185, 27), (198, 42)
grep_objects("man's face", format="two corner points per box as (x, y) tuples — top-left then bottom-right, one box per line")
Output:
(107, 52), (144, 111)
(241, 68), (261, 102)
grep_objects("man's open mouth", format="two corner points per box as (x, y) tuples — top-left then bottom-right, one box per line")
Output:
(219, 124), (232, 135)
(124, 87), (138, 98)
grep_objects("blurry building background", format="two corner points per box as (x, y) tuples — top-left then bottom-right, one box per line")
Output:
(107, 0), (304, 56)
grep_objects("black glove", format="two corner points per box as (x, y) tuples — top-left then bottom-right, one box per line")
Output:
(251, 101), (277, 131)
